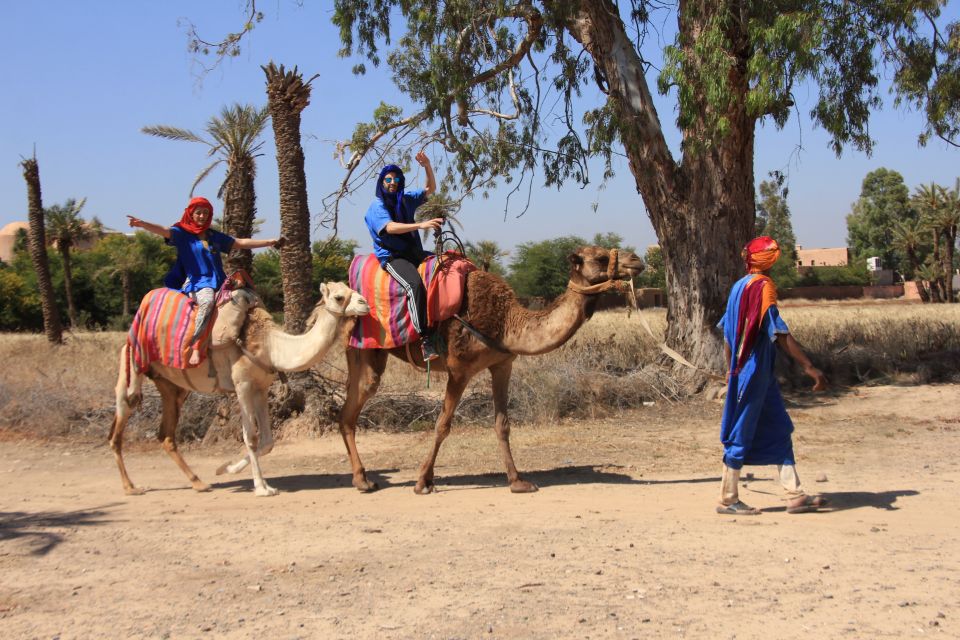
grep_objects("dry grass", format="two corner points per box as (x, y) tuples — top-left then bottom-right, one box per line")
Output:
(0, 301), (956, 442)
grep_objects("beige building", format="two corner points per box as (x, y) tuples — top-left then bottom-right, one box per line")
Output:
(0, 221), (29, 263)
(795, 246), (849, 268)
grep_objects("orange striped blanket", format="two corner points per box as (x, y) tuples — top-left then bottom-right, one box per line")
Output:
(348, 253), (476, 349)
(127, 288), (218, 373)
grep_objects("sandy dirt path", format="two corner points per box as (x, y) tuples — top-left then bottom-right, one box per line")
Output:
(1, 384), (958, 639)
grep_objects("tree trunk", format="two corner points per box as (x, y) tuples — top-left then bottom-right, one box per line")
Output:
(943, 228), (956, 303)
(263, 62), (314, 333)
(222, 154), (257, 275)
(931, 229), (945, 302)
(121, 269), (132, 318)
(60, 244), (77, 327)
(570, 1), (754, 383)
(20, 157), (62, 344)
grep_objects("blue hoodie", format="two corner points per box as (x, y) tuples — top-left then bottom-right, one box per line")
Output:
(364, 164), (428, 265)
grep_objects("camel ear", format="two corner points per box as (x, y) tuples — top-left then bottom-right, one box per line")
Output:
(568, 252), (583, 271)
(319, 282), (328, 301)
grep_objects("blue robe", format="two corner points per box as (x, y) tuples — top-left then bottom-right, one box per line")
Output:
(718, 274), (795, 470)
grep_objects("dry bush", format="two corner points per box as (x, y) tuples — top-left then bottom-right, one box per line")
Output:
(1, 301), (957, 442)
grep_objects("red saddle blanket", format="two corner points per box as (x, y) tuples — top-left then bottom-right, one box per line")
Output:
(348, 252), (476, 349)
(127, 287), (229, 373)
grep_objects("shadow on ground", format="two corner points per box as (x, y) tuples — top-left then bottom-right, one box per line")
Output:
(761, 489), (919, 513)
(0, 504), (121, 556)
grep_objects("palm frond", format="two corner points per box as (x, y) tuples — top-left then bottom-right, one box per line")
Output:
(189, 160), (223, 197)
(142, 125), (207, 144)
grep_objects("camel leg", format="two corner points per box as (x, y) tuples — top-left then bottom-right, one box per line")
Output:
(338, 348), (388, 492)
(153, 377), (211, 492)
(109, 344), (146, 495)
(215, 390), (274, 476)
(235, 381), (277, 496)
(415, 373), (470, 495)
(490, 360), (537, 493)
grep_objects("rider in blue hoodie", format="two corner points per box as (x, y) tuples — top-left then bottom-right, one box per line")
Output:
(363, 151), (442, 361)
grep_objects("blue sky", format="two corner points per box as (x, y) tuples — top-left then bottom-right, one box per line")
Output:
(2, 1), (957, 257)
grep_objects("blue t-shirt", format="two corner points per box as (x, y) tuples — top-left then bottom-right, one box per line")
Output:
(364, 188), (427, 264)
(164, 226), (235, 293)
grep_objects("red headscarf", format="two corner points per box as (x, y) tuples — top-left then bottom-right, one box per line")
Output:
(741, 236), (781, 273)
(173, 197), (214, 235)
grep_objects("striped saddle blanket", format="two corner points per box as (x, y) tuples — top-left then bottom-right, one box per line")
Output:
(348, 253), (476, 349)
(127, 287), (229, 373)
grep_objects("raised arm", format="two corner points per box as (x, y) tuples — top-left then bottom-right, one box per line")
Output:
(232, 237), (284, 250)
(415, 150), (436, 196)
(127, 215), (170, 239)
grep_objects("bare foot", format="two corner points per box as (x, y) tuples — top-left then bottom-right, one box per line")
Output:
(188, 350), (201, 366)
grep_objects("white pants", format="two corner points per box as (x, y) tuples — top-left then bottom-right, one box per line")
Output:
(720, 464), (805, 506)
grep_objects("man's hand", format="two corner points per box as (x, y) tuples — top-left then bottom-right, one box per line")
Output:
(804, 364), (828, 392)
(273, 236), (287, 250)
(126, 215), (141, 228)
(418, 218), (443, 233)
(415, 150), (431, 168)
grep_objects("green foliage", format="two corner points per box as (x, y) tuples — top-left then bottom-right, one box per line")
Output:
(637, 245), (666, 290)
(252, 249), (283, 311)
(312, 237), (359, 284)
(507, 235), (585, 298)
(756, 177), (798, 264)
(0, 267), (42, 330)
(846, 168), (917, 273)
(796, 262), (872, 287)
(465, 239), (509, 275)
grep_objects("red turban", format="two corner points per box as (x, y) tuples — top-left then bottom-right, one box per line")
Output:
(741, 236), (781, 273)
(173, 197), (214, 235)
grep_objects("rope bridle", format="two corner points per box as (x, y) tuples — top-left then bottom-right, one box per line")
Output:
(566, 248), (632, 295)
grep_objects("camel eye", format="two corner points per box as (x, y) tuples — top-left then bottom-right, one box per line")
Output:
(334, 295), (345, 303)
(597, 256), (609, 265)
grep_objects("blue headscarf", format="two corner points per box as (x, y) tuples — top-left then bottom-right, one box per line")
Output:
(375, 164), (406, 218)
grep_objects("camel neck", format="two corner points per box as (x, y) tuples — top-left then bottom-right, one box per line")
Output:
(501, 288), (591, 355)
(264, 307), (341, 372)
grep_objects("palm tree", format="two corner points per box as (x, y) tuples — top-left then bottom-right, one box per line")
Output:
(935, 180), (960, 302)
(20, 155), (62, 343)
(263, 62), (316, 333)
(94, 234), (146, 320)
(892, 217), (930, 302)
(45, 198), (97, 327)
(913, 183), (950, 302)
(142, 103), (269, 274)
(465, 240), (509, 273)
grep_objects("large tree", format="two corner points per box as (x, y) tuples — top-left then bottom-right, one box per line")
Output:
(847, 168), (916, 273)
(202, 1), (958, 380)
(263, 62), (315, 333)
(142, 103), (270, 274)
(20, 156), (62, 343)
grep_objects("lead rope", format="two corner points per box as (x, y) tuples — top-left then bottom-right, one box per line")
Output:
(627, 279), (725, 381)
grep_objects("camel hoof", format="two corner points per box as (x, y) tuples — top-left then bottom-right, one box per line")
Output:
(215, 462), (230, 476)
(353, 477), (379, 492)
(510, 480), (538, 494)
(192, 482), (212, 493)
(124, 486), (147, 496)
(255, 485), (279, 497)
(414, 482), (435, 495)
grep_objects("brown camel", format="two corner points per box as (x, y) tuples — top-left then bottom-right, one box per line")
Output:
(109, 282), (369, 497)
(339, 246), (644, 494)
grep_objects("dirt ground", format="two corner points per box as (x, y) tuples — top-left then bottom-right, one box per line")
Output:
(1, 384), (958, 639)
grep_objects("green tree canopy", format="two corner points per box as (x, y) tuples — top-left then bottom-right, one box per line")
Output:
(846, 168), (917, 273)
(508, 235), (586, 298)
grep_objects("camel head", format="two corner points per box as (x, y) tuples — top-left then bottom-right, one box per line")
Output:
(567, 246), (645, 288)
(318, 282), (370, 317)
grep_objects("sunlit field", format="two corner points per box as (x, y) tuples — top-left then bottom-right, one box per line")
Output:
(1, 301), (957, 442)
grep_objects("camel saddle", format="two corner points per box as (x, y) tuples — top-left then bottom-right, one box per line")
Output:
(348, 252), (477, 349)
(127, 285), (252, 374)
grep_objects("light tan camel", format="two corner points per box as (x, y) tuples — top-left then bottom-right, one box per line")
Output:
(339, 246), (644, 494)
(109, 282), (369, 497)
